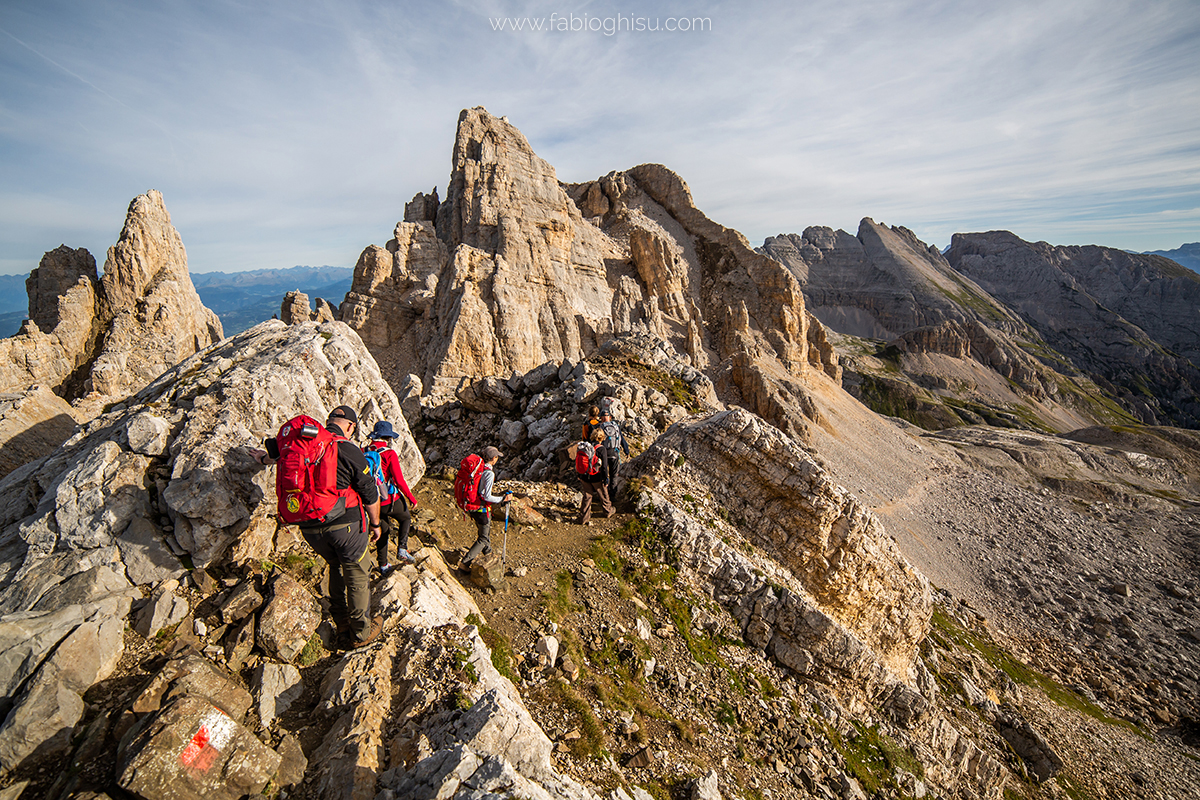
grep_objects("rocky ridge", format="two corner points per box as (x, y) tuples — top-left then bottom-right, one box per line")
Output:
(0, 105), (1195, 800)
(946, 231), (1200, 428)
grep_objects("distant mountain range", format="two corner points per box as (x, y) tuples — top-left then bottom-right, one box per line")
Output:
(190, 265), (353, 335)
(0, 265), (354, 338)
(1145, 242), (1200, 273)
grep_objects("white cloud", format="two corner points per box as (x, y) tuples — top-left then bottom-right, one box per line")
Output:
(0, 0), (1197, 274)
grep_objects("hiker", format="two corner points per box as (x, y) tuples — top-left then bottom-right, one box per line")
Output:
(455, 445), (512, 572)
(575, 427), (613, 524)
(598, 410), (630, 495)
(582, 405), (601, 442)
(251, 405), (382, 649)
(363, 420), (419, 575)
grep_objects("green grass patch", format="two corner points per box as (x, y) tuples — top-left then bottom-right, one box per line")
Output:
(547, 678), (606, 758)
(466, 613), (517, 683)
(282, 552), (319, 583)
(542, 570), (581, 622)
(930, 609), (1145, 736)
(1056, 772), (1097, 800)
(452, 644), (479, 684)
(296, 631), (324, 667)
(815, 719), (924, 794)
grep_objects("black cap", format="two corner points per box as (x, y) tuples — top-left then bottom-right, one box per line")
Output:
(328, 405), (358, 425)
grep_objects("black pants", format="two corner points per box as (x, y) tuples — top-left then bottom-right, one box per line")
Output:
(463, 508), (492, 566)
(301, 511), (370, 641)
(376, 497), (411, 564)
(606, 454), (621, 493)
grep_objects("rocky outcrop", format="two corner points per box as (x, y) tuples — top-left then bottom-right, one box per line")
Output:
(0, 192), (223, 416)
(340, 107), (839, 440)
(0, 247), (102, 398)
(281, 290), (336, 325)
(946, 231), (1200, 427)
(628, 408), (931, 683)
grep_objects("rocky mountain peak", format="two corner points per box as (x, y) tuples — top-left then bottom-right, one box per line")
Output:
(0, 191), (223, 418)
(341, 107), (839, 440)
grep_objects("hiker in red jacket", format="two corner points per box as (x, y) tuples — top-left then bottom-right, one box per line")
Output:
(364, 420), (419, 575)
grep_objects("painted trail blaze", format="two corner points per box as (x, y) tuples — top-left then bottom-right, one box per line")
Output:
(179, 708), (237, 772)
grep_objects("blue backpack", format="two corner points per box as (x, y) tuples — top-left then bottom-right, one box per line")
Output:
(363, 447), (398, 504)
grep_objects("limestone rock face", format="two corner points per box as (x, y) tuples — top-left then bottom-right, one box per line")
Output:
(947, 231), (1200, 427)
(90, 191), (224, 400)
(628, 408), (931, 683)
(0, 192), (222, 419)
(340, 108), (839, 439)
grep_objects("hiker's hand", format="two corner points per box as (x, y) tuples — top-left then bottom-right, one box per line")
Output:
(249, 448), (270, 466)
(369, 524), (381, 543)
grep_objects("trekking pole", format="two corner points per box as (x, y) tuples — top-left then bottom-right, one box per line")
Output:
(503, 500), (510, 565)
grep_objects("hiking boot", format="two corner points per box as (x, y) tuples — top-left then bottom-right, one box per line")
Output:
(349, 617), (383, 649)
(396, 548), (415, 566)
(378, 563), (394, 577)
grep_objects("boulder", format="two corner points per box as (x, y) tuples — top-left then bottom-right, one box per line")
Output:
(125, 411), (171, 456)
(220, 580), (262, 625)
(280, 290), (312, 324)
(118, 695), (281, 800)
(0, 387), (78, 480)
(470, 552), (506, 591)
(254, 662), (303, 729)
(257, 573), (321, 663)
(0, 609), (125, 771)
(118, 517), (185, 585)
(133, 579), (189, 639)
(457, 376), (519, 414)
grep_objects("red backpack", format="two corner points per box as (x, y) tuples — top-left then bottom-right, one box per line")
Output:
(275, 415), (357, 525)
(575, 441), (601, 476)
(454, 454), (487, 513)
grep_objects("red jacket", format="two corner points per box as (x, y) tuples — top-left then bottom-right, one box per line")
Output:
(367, 440), (417, 507)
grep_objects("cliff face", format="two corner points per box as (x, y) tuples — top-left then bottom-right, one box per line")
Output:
(339, 107), (839, 440)
(0, 192), (223, 415)
(947, 231), (1200, 427)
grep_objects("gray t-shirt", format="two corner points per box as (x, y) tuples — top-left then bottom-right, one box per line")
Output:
(478, 467), (506, 504)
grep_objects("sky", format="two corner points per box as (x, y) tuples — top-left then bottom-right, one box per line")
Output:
(1, 0), (1198, 276)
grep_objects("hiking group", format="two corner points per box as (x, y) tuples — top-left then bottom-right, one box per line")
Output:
(251, 394), (631, 649)
(575, 402), (629, 524)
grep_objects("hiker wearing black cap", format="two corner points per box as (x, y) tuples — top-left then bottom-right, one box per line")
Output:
(364, 420), (419, 575)
(458, 445), (512, 572)
(251, 405), (383, 649)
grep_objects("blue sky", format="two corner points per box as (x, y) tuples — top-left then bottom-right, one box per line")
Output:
(1, 0), (1198, 275)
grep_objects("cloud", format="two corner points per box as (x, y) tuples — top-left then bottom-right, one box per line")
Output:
(0, 0), (1198, 274)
